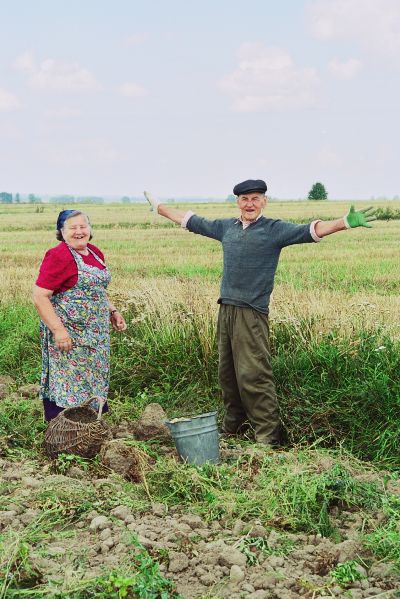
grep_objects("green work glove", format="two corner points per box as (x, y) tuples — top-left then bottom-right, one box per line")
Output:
(343, 205), (377, 229)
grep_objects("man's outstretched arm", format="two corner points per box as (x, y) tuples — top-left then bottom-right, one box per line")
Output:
(144, 191), (187, 225)
(144, 190), (225, 241)
(315, 205), (377, 238)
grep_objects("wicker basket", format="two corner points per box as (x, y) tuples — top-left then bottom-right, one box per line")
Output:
(44, 397), (112, 459)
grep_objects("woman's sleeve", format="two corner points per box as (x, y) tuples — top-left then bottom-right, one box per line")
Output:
(36, 249), (74, 290)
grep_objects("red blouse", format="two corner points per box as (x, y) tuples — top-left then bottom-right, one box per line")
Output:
(36, 242), (106, 294)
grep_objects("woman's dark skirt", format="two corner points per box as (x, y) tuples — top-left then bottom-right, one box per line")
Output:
(43, 398), (109, 421)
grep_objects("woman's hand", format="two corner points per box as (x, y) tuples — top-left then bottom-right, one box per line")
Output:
(54, 327), (73, 352)
(110, 310), (127, 332)
(33, 286), (73, 351)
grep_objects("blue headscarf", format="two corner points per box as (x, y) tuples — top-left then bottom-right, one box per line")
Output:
(56, 209), (77, 231)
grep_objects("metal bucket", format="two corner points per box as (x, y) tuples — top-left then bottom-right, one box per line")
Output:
(166, 411), (220, 465)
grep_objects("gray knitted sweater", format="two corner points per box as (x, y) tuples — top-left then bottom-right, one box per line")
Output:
(186, 215), (316, 313)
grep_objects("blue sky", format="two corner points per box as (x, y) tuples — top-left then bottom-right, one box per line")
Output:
(1, 0), (399, 199)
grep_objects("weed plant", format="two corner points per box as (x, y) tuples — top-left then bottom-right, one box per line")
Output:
(1, 533), (179, 598)
(0, 475), (169, 596)
(363, 494), (400, 570)
(329, 560), (366, 586)
(237, 535), (295, 565)
(143, 448), (384, 535)
(0, 397), (45, 456)
(374, 206), (400, 220)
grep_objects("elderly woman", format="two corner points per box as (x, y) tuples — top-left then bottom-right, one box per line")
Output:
(33, 209), (126, 421)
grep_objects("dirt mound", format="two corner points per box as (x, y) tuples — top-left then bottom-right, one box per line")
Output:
(100, 439), (155, 482)
(131, 402), (171, 440)
(0, 375), (15, 399)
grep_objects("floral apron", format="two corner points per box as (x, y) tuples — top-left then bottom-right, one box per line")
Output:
(40, 246), (111, 409)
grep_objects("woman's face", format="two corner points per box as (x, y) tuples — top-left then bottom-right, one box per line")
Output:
(62, 214), (91, 251)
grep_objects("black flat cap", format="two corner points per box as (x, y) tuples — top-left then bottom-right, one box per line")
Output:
(233, 179), (267, 196)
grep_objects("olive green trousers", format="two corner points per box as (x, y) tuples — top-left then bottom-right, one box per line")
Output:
(217, 304), (281, 445)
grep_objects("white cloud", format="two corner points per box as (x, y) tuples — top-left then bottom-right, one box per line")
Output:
(220, 43), (319, 112)
(118, 83), (148, 98)
(0, 88), (20, 111)
(15, 51), (101, 93)
(125, 33), (148, 47)
(308, 0), (400, 62)
(14, 51), (36, 71)
(328, 57), (362, 79)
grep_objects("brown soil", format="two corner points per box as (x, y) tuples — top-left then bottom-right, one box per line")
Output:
(1, 449), (399, 599)
(100, 438), (155, 482)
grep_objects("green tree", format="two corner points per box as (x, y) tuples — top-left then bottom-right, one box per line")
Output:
(0, 192), (12, 203)
(308, 182), (327, 201)
(28, 193), (42, 204)
(225, 194), (236, 203)
(121, 196), (131, 204)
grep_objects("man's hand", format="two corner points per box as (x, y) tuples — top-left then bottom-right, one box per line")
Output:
(144, 191), (161, 212)
(344, 205), (377, 229)
(144, 192), (186, 225)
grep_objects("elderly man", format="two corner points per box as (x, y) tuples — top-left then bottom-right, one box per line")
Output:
(144, 180), (376, 447)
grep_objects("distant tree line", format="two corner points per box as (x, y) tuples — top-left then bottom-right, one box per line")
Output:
(48, 196), (106, 204)
(0, 192), (111, 204)
(0, 192), (146, 204)
(2, 188), (400, 209)
(0, 192), (13, 203)
(0, 192), (43, 204)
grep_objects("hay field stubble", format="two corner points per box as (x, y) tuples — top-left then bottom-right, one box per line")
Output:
(0, 201), (399, 338)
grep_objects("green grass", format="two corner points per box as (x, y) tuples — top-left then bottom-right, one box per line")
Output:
(272, 326), (400, 465)
(131, 448), (383, 532)
(0, 305), (41, 385)
(363, 494), (400, 570)
(0, 397), (45, 455)
(1, 304), (399, 466)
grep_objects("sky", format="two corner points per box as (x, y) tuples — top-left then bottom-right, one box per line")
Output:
(0, 0), (399, 200)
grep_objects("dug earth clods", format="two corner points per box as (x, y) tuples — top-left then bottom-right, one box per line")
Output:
(1, 445), (399, 599)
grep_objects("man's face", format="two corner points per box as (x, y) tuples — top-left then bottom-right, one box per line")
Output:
(237, 193), (267, 223)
